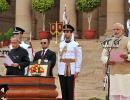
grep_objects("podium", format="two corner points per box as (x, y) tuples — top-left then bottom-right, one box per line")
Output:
(0, 76), (58, 100)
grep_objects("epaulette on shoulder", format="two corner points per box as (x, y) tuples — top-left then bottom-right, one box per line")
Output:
(75, 41), (82, 47)
(74, 40), (80, 46)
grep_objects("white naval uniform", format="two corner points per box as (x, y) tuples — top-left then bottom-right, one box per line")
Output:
(58, 40), (82, 75)
(20, 41), (34, 62)
(58, 40), (82, 100)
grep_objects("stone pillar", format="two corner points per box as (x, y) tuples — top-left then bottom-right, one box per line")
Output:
(60, 0), (76, 32)
(15, 0), (32, 35)
(107, 0), (124, 30)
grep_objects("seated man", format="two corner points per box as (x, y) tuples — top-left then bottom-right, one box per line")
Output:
(4, 37), (30, 75)
(33, 38), (56, 76)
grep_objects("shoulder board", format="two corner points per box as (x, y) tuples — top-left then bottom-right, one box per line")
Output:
(74, 41), (80, 46)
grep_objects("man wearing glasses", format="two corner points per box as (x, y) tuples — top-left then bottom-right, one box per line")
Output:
(4, 37), (30, 75)
(33, 38), (56, 76)
(101, 23), (130, 100)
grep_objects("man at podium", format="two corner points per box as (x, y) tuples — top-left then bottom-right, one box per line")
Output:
(9, 27), (34, 75)
(9, 27), (34, 62)
(33, 38), (56, 76)
(4, 37), (30, 75)
(101, 23), (130, 100)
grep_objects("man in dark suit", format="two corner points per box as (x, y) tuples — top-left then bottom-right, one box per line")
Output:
(33, 38), (56, 76)
(4, 37), (30, 75)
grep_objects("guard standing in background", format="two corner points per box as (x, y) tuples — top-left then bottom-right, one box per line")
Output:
(58, 24), (82, 100)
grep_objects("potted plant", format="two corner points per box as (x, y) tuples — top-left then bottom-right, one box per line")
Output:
(32, 0), (54, 39)
(76, 0), (101, 39)
(0, 0), (9, 13)
(0, 0), (9, 47)
(0, 33), (5, 48)
(3, 28), (13, 46)
(88, 97), (102, 100)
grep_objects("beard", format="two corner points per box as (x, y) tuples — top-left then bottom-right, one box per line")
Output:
(113, 33), (122, 38)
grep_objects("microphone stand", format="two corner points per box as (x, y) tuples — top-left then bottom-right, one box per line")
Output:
(101, 37), (120, 100)
(105, 47), (111, 100)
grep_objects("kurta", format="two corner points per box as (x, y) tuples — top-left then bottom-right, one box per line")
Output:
(101, 35), (130, 99)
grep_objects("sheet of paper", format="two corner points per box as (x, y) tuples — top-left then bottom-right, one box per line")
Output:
(4, 55), (13, 66)
(110, 49), (124, 62)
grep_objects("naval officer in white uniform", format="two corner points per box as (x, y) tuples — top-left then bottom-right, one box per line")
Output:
(58, 24), (82, 100)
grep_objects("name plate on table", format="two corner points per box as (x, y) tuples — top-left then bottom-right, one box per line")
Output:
(27, 64), (48, 76)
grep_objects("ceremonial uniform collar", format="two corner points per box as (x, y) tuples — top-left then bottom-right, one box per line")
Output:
(65, 40), (71, 43)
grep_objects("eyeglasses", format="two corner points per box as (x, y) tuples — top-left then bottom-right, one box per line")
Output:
(41, 42), (47, 44)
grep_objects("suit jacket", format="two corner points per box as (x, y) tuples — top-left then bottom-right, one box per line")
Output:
(34, 49), (56, 76)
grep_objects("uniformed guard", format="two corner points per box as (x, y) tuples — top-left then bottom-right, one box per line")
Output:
(58, 24), (82, 100)
(9, 27), (34, 75)
(4, 37), (30, 75)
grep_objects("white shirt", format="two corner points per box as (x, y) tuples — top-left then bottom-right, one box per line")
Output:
(41, 48), (48, 56)
(58, 40), (82, 75)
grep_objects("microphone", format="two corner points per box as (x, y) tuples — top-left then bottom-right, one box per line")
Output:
(101, 38), (112, 47)
(38, 59), (41, 65)
(101, 36), (121, 48)
(113, 38), (121, 45)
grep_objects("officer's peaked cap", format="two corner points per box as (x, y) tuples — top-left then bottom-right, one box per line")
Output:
(63, 24), (74, 32)
(13, 27), (25, 34)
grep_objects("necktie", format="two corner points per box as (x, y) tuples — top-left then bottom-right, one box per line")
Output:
(41, 50), (45, 58)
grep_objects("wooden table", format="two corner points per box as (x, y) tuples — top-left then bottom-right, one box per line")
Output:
(0, 76), (58, 100)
